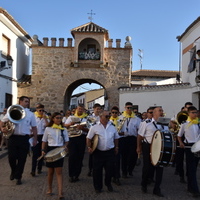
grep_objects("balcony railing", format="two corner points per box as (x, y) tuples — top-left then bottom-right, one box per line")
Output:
(78, 51), (100, 60)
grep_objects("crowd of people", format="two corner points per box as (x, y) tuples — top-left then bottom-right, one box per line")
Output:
(0, 96), (200, 199)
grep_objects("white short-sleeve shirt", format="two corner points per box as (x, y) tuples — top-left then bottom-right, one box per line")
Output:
(42, 127), (69, 146)
(87, 121), (119, 151)
(178, 121), (200, 143)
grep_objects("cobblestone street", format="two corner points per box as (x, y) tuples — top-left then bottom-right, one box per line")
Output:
(0, 149), (198, 200)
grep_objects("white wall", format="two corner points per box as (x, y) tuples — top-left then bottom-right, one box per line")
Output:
(0, 11), (31, 111)
(119, 87), (192, 118)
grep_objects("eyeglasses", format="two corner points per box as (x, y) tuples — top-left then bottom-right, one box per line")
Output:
(126, 107), (133, 110)
(112, 112), (118, 114)
(148, 112), (153, 114)
(55, 117), (62, 119)
(38, 110), (44, 112)
(190, 112), (198, 114)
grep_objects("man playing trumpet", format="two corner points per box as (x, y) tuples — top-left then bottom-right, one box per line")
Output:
(64, 104), (88, 183)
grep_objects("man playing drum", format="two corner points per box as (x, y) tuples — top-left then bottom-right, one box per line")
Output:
(178, 106), (200, 197)
(87, 110), (119, 193)
(137, 106), (167, 197)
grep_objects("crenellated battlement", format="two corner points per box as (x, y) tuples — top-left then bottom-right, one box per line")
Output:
(32, 35), (132, 48)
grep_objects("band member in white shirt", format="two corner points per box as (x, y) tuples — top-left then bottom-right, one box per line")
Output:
(87, 103), (101, 176)
(137, 106), (166, 197)
(87, 110), (119, 193)
(65, 104), (88, 182)
(0, 96), (37, 185)
(42, 112), (69, 200)
(178, 106), (200, 197)
(119, 102), (141, 178)
(109, 106), (121, 186)
(30, 104), (49, 176)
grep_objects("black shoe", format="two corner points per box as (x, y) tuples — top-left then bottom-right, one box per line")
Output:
(129, 172), (133, 177)
(180, 177), (186, 183)
(16, 179), (22, 185)
(115, 178), (121, 186)
(10, 173), (14, 181)
(30, 171), (35, 177)
(37, 170), (42, 174)
(153, 191), (164, 197)
(74, 177), (80, 182)
(122, 173), (128, 178)
(192, 192), (200, 198)
(107, 185), (113, 192)
(141, 186), (147, 193)
(69, 177), (74, 183)
(95, 189), (102, 194)
(87, 171), (92, 177)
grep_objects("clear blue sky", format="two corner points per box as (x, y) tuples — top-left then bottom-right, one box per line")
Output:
(1, 0), (200, 93)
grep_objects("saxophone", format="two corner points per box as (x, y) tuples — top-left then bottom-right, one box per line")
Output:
(117, 117), (127, 133)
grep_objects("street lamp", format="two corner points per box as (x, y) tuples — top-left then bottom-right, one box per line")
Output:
(0, 55), (14, 72)
(7, 55), (13, 66)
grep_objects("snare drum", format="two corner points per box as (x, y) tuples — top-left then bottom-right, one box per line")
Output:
(45, 147), (67, 163)
(150, 130), (176, 167)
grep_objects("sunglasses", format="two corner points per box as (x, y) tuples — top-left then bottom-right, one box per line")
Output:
(126, 107), (133, 110)
(112, 112), (118, 114)
(148, 112), (153, 114)
(55, 117), (62, 119)
(38, 110), (44, 112)
(105, 115), (111, 119)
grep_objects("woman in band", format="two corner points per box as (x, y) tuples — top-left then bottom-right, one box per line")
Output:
(42, 112), (69, 200)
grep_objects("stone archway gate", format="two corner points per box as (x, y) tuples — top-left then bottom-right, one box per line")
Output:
(18, 22), (132, 113)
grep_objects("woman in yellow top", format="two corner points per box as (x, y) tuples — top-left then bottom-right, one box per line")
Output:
(42, 112), (69, 200)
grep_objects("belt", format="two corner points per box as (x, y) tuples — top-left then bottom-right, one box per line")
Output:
(12, 134), (29, 137)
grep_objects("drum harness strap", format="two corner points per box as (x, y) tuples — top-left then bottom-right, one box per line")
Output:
(61, 130), (65, 145)
(143, 121), (164, 144)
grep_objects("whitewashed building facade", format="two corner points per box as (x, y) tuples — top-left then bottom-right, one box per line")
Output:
(0, 8), (32, 112)
(120, 17), (200, 117)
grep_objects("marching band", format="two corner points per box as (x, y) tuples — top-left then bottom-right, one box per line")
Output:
(1, 99), (200, 199)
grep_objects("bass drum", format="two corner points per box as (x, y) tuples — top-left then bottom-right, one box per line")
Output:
(150, 130), (176, 167)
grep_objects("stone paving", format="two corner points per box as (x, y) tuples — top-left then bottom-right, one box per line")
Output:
(0, 148), (198, 200)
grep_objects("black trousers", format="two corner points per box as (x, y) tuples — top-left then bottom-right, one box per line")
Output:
(113, 138), (122, 179)
(88, 153), (93, 172)
(185, 147), (200, 193)
(141, 142), (163, 193)
(93, 148), (115, 190)
(8, 135), (30, 179)
(31, 135), (43, 172)
(68, 134), (86, 178)
(120, 136), (137, 175)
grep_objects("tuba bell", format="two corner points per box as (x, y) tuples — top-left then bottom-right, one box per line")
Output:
(177, 111), (188, 125)
(4, 105), (26, 138)
(169, 111), (188, 134)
